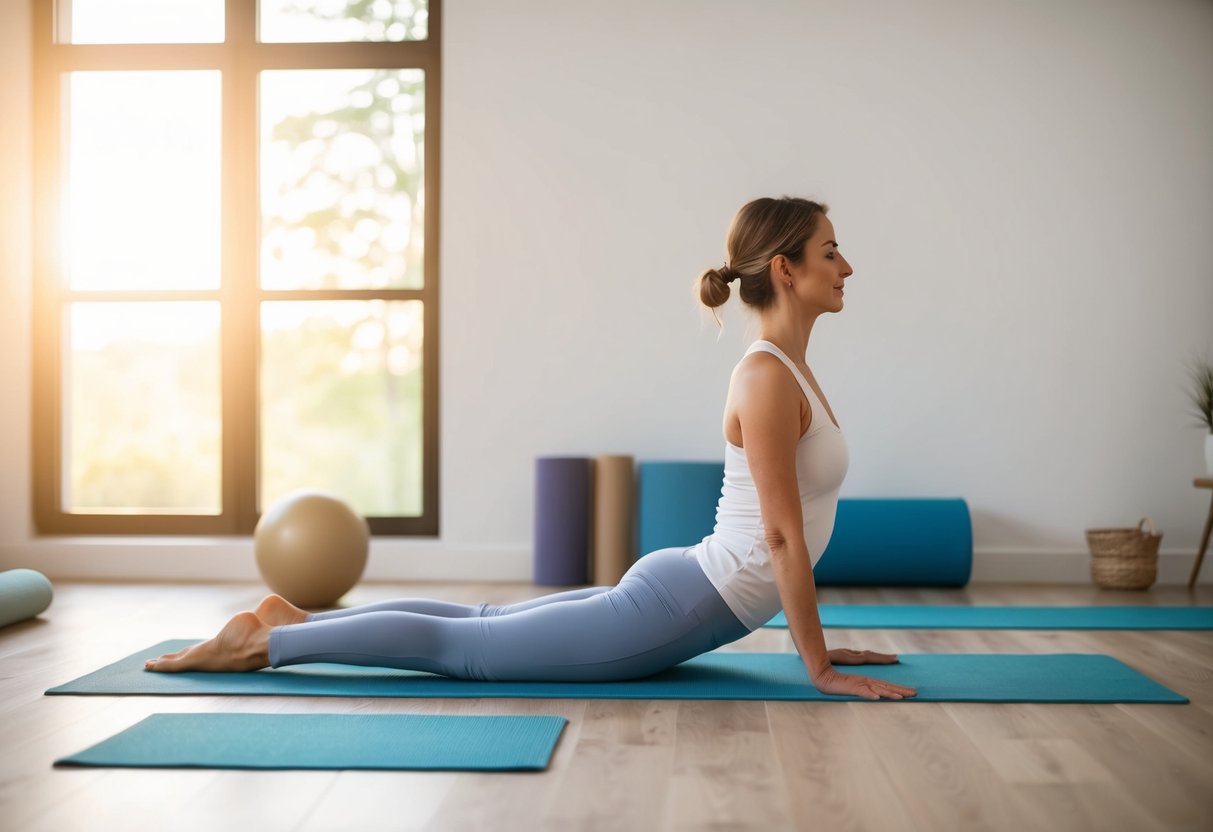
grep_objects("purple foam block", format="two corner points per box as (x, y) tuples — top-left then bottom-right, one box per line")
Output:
(533, 457), (591, 586)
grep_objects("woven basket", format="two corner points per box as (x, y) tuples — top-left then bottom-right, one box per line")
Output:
(1085, 516), (1161, 590)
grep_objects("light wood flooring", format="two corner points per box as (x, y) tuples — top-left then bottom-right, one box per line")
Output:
(2, 581), (1212, 832)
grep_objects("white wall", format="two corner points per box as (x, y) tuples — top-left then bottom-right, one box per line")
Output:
(2, 0), (35, 565)
(2, 0), (1212, 584)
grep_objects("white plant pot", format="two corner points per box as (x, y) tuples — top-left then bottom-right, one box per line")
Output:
(1207, 433), (1213, 478)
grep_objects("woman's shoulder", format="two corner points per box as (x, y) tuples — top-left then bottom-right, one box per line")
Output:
(732, 350), (800, 396)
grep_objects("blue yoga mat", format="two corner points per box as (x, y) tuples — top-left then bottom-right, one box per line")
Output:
(636, 461), (723, 556)
(54, 713), (566, 771)
(762, 605), (1213, 630)
(634, 466), (972, 586)
(813, 498), (972, 586)
(45, 640), (1187, 703)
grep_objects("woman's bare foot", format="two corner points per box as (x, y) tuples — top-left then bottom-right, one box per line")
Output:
(253, 593), (311, 626)
(144, 611), (271, 673)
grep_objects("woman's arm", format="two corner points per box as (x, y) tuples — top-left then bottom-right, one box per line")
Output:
(734, 355), (915, 699)
(767, 532), (832, 682)
(732, 354), (830, 680)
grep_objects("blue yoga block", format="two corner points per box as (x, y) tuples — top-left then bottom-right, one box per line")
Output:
(634, 461), (971, 586)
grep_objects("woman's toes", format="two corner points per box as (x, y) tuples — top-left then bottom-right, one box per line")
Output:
(144, 612), (270, 673)
(144, 645), (196, 670)
(145, 646), (198, 672)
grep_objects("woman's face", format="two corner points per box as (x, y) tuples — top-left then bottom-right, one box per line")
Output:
(781, 217), (853, 310)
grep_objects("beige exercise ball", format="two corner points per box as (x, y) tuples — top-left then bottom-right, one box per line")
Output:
(254, 490), (370, 609)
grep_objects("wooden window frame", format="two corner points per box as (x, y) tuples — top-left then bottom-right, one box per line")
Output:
(30, 0), (441, 536)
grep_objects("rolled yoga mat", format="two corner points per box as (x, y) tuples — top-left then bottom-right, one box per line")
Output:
(634, 462), (972, 587)
(54, 713), (567, 771)
(815, 498), (972, 586)
(46, 640), (1187, 703)
(591, 454), (635, 585)
(0, 568), (54, 629)
(763, 605), (1213, 630)
(533, 456), (592, 586)
(635, 461), (723, 556)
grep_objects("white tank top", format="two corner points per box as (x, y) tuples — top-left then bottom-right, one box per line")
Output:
(689, 340), (850, 631)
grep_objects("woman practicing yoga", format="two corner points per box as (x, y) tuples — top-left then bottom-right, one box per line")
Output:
(146, 195), (917, 701)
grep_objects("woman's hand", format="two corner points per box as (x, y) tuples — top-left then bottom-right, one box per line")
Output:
(827, 647), (900, 666)
(811, 666), (917, 700)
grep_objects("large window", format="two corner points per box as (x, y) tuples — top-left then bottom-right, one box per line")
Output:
(31, 0), (440, 535)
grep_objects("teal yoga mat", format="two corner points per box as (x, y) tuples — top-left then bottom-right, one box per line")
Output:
(54, 713), (566, 771)
(45, 640), (1187, 703)
(812, 499), (972, 586)
(762, 605), (1213, 630)
(636, 461), (723, 556)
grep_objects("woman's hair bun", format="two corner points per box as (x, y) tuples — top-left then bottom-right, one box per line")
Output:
(697, 265), (731, 311)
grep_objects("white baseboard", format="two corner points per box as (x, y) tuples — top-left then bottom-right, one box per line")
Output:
(1, 540), (1209, 586)
(0, 539), (531, 583)
(971, 547), (1210, 586)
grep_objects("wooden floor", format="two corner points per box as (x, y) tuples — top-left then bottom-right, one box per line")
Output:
(2, 581), (1212, 832)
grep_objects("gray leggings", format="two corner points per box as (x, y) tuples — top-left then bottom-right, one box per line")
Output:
(268, 546), (751, 682)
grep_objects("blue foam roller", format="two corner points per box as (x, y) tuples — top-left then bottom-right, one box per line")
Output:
(635, 461), (724, 558)
(0, 568), (54, 629)
(634, 461), (972, 586)
(533, 457), (591, 585)
(815, 498), (972, 586)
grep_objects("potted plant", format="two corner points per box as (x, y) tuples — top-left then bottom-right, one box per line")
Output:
(1184, 351), (1213, 476)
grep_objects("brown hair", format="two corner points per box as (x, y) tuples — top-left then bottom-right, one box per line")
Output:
(696, 196), (830, 329)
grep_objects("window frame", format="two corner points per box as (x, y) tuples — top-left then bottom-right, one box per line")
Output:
(30, 0), (441, 536)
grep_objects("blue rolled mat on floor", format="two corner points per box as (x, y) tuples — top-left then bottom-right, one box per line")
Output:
(45, 640), (1187, 703)
(763, 605), (1213, 630)
(0, 568), (54, 629)
(636, 461), (724, 557)
(533, 456), (592, 586)
(814, 498), (972, 586)
(634, 462), (972, 586)
(54, 713), (567, 771)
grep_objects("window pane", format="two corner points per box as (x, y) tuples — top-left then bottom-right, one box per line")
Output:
(65, 303), (222, 514)
(63, 0), (225, 44)
(66, 71), (221, 291)
(260, 0), (428, 43)
(260, 69), (425, 290)
(260, 301), (423, 517)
